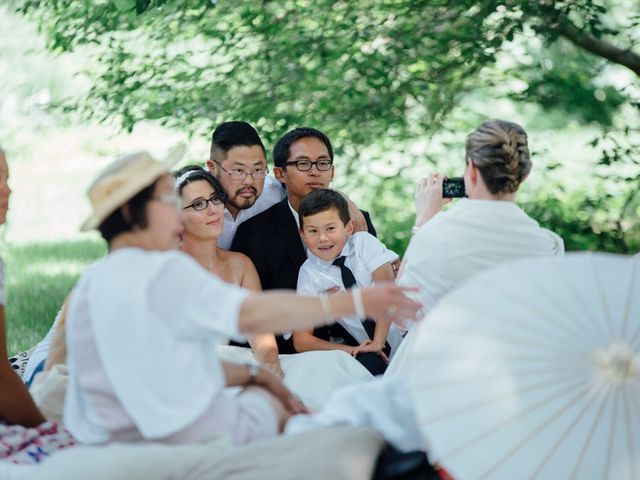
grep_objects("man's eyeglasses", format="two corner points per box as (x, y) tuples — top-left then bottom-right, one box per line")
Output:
(184, 193), (227, 211)
(214, 160), (268, 180)
(284, 159), (333, 172)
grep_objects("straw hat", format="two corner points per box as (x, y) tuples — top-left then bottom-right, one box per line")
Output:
(81, 144), (185, 231)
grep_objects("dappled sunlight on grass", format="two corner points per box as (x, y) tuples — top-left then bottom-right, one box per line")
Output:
(21, 260), (91, 278)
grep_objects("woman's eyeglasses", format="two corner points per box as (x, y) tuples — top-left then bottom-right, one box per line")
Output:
(184, 193), (227, 211)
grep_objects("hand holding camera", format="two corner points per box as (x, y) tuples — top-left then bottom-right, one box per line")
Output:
(414, 173), (465, 229)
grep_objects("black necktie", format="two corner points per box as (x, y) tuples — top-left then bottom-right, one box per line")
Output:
(332, 256), (357, 288)
(332, 256), (389, 355)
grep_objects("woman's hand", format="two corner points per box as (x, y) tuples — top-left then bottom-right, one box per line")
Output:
(360, 284), (422, 328)
(253, 366), (308, 414)
(414, 173), (451, 228)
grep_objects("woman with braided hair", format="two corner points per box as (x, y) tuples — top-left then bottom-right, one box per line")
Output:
(397, 119), (563, 312)
(284, 121), (564, 458)
(387, 120), (564, 376)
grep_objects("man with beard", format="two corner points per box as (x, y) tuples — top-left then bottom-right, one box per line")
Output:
(208, 121), (372, 250)
(207, 121), (285, 250)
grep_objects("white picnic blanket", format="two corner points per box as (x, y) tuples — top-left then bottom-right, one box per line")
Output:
(0, 426), (383, 480)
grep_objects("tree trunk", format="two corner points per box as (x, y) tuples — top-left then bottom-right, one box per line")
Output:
(557, 20), (640, 77)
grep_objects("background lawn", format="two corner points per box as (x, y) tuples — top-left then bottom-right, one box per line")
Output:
(3, 238), (106, 355)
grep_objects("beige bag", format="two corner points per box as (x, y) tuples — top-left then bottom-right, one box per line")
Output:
(29, 364), (68, 422)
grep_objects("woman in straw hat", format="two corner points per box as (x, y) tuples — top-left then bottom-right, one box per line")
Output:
(63, 147), (421, 447)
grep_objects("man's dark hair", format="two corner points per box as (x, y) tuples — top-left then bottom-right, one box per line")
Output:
(210, 121), (266, 162)
(299, 189), (350, 228)
(97, 180), (157, 243)
(272, 127), (334, 168)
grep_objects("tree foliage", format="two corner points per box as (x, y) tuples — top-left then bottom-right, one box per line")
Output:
(16, 0), (640, 253)
(18, 1), (638, 140)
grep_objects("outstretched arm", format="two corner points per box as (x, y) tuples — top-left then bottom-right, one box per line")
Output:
(238, 284), (421, 335)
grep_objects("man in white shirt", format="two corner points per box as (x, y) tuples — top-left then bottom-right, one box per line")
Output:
(206, 121), (285, 249)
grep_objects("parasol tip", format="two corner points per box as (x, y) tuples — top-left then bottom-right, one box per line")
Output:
(593, 341), (639, 385)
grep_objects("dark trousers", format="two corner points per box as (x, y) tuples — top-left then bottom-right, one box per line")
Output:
(313, 321), (389, 376)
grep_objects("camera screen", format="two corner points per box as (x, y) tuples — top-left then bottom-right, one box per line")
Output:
(442, 178), (466, 198)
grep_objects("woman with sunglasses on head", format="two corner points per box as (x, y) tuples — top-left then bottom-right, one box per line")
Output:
(174, 165), (284, 378)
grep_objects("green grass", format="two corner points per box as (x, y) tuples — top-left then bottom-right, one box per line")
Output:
(3, 238), (106, 356)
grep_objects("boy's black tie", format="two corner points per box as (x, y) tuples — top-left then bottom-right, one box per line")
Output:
(309, 255), (389, 375)
(332, 256), (357, 288)
(331, 256), (390, 357)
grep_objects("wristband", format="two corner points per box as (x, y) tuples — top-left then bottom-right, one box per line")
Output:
(352, 287), (366, 320)
(319, 294), (334, 323)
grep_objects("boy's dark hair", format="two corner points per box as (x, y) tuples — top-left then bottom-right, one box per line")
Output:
(299, 189), (350, 228)
(174, 165), (225, 199)
(210, 121), (266, 162)
(97, 180), (157, 243)
(272, 127), (334, 168)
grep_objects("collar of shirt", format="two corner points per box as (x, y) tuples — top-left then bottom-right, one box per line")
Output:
(286, 200), (308, 253)
(218, 175), (286, 249)
(305, 235), (356, 270)
(287, 200), (300, 229)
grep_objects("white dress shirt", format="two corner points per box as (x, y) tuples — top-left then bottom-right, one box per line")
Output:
(218, 175), (286, 249)
(296, 232), (403, 353)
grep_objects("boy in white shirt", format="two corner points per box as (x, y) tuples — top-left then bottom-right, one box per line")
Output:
(295, 189), (403, 375)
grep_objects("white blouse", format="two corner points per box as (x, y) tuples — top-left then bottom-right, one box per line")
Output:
(64, 248), (250, 444)
(399, 199), (564, 314)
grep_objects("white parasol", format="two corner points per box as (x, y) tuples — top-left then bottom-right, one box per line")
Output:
(407, 252), (640, 480)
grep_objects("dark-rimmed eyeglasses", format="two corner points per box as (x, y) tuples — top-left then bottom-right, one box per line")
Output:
(184, 193), (227, 211)
(214, 160), (268, 180)
(283, 159), (333, 172)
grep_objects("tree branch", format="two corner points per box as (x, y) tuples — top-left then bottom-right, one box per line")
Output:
(556, 20), (640, 77)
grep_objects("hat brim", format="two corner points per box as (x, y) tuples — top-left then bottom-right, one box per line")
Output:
(80, 144), (185, 232)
